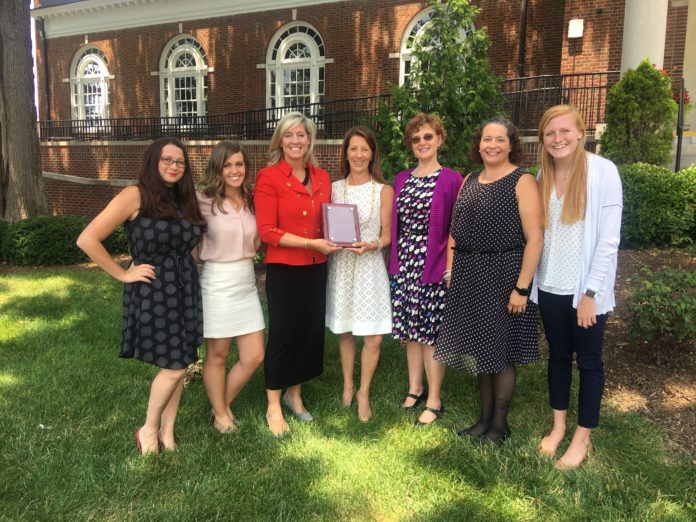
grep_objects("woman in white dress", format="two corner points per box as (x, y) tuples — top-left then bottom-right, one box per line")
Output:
(326, 126), (394, 422)
(197, 141), (265, 434)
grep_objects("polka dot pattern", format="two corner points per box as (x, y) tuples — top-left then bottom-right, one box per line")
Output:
(390, 169), (447, 345)
(120, 213), (203, 369)
(434, 169), (539, 373)
(537, 192), (583, 292)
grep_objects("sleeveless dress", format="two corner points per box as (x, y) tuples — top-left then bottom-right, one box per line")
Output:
(120, 212), (204, 369)
(390, 169), (447, 345)
(434, 168), (539, 374)
(326, 178), (392, 335)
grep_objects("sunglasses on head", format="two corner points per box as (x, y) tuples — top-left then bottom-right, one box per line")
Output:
(411, 133), (435, 145)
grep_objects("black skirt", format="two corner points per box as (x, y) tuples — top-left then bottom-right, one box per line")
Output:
(264, 263), (327, 389)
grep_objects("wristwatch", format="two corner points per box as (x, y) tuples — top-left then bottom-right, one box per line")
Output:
(514, 285), (530, 296)
(584, 288), (596, 299)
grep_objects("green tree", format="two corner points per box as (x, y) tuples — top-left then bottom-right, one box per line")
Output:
(599, 60), (677, 166)
(373, 0), (503, 178)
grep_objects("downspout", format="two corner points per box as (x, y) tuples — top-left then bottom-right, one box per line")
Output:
(513, 0), (528, 127)
(38, 18), (52, 121)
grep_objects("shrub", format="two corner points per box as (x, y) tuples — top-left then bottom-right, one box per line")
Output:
(629, 266), (696, 359)
(103, 225), (130, 255)
(3, 216), (88, 265)
(619, 163), (695, 248)
(600, 60), (677, 165)
(0, 219), (9, 262)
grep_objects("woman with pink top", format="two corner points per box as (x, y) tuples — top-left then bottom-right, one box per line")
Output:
(197, 141), (265, 434)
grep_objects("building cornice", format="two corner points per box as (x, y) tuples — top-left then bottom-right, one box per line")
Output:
(32, 0), (345, 39)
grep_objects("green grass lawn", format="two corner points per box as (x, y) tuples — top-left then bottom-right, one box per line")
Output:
(0, 268), (694, 521)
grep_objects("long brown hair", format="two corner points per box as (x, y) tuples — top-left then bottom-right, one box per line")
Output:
(199, 140), (254, 214)
(137, 137), (205, 225)
(340, 126), (385, 183)
(537, 105), (588, 227)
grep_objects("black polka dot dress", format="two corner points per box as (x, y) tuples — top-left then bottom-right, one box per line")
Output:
(120, 212), (204, 369)
(390, 169), (447, 346)
(434, 169), (539, 374)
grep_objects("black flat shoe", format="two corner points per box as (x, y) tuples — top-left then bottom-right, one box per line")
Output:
(402, 390), (428, 411)
(415, 403), (444, 426)
(481, 426), (511, 445)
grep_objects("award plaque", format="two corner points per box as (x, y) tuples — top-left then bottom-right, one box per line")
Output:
(321, 203), (361, 247)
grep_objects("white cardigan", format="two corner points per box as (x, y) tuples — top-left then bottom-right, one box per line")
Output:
(531, 153), (623, 315)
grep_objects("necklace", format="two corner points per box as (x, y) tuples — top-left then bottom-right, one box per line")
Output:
(225, 193), (243, 211)
(343, 176), (375, 226)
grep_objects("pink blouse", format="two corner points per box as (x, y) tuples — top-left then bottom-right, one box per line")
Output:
(197, 192), (260, 263)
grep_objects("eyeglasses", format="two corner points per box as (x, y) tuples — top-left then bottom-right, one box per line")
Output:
(160, 157), (187, 169)
(411, 133), (435, 145)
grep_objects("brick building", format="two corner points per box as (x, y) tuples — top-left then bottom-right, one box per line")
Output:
(30, 0), (695, 218)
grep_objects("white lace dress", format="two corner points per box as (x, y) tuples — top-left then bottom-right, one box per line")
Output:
(326, 178), (392, 335)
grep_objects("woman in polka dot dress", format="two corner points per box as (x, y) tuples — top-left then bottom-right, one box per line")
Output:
(532, 105), (622, 470)
(77, 137), (205, 454)
(388, 113), (463, 426)
(434, 117), (543, 444)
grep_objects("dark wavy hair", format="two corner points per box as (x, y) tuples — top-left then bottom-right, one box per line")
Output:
(340, 126), (385, 183)
(137, 137), (205, 226)
(468, 116), (523, 165)
(199, 140), (254, 214)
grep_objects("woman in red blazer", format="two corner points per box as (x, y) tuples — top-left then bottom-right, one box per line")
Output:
(254, 111), (341, 436)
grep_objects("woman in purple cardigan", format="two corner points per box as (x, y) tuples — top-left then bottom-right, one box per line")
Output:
(389, 113), (463, 425)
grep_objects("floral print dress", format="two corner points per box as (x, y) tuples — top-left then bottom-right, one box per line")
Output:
(390, 169), (447, 345)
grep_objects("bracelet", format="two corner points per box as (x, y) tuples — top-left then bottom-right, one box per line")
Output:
(375, 239), (383, 251)
(513, 285), (530, 296)
(304, 239), (309, 250)
(443, 269), (452, 281)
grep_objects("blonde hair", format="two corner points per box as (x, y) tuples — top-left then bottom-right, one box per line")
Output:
(199, 140), (254, 214)
(268, 111), (318, 166)
(537, 104), (588, 227)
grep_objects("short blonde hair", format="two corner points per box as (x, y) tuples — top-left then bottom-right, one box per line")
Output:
(268, 111), (318, 166)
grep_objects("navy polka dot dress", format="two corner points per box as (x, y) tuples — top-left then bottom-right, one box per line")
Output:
(390, 169), (447, 346)
(120, 212), (203, 369)
(434, 169), (539, 374)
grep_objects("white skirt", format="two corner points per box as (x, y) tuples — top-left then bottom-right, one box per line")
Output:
(200, 259), (265, 338)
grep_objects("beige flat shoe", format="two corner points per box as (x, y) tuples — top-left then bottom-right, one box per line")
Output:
(555, 441), (593, 471)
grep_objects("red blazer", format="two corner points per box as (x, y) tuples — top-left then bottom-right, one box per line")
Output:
(254, 159), (331, 266)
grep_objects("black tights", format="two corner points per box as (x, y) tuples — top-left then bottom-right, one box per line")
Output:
(461, 365), (516, 443)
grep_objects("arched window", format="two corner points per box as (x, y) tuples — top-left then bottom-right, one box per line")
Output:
(159, 35), (209, 121)
(398, 7), (470, 86)
(266, 23), (327, 115)
(70, 47), (110, 121)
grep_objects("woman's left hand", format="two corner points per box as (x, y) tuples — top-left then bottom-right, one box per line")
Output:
(345, 241), (375, 255)
(577, 295), (597, 328)
(507, 290), (528, 315)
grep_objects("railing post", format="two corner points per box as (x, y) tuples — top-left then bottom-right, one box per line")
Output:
(675, 77), (684, 173)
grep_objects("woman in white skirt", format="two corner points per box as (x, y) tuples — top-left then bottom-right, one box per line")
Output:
(197, 141), (265, 434)
(326, 126), (393, 422)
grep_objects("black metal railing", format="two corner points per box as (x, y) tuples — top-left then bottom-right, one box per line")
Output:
(38, 95), (392, 142)
(502, 71), (621, 134)
(38, 73), (620, 142)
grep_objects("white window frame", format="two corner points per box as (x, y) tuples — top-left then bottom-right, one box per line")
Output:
(158, 35), (209, 119)
(397, 7), (470, 86)
(265, 22), (328, 115)
(69, 46), (110, 121)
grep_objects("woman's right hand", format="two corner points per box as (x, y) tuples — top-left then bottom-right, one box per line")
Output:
(308, 238), (342, 255)
(120, 263), (157, 284)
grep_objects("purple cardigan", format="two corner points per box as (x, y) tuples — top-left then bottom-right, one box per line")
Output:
(389, 167), (463, 283)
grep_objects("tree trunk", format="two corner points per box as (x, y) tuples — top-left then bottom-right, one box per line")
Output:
(0, 0), (48, 222)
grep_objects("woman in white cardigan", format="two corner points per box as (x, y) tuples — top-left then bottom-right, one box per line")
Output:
(531, 105), (623, 470)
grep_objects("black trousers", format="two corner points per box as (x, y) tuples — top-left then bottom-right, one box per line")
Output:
(264, 263), (327, 390)
(538, 290), (608, 428)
